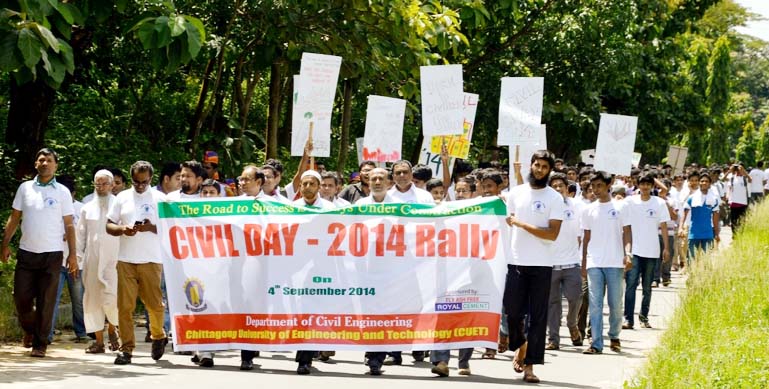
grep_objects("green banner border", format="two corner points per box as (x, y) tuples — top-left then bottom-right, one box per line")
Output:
(158, 197), (507, 218)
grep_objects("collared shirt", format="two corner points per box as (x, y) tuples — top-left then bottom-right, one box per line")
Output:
(387, 184), (434, 204)
(34, 175), (57, 187)
(12, 179), (74, 253)
(107, 187), (166, 264)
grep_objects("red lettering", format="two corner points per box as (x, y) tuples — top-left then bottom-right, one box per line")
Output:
(416, 225), (435, 257)
(224, 224), (240, 257)
(437, 228), (456, 257)
(263, 224), (282, 255)
(280, 224), (298, 256)
(169, 226), (188, 259)
(243, 224), (263, 256)
(481, 230), (499, 260)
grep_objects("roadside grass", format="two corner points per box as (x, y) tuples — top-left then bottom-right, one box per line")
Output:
(628, 201), (769, 388)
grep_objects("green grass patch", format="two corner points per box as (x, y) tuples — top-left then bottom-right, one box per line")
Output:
(628, 201), (769, 389)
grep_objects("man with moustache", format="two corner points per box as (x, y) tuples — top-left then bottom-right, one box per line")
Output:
(340, 161), (377, 204)
(167, 161), (206, 200)
(503, 150), (565, 384)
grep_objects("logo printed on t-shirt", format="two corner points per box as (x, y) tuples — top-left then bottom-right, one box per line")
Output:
(138, 203), (154, 219)
(607, 208), (619, 219)
(564, 209), (574, 220)
(532, 201), (546, 213)
(646, 208), (656, 218)
(44, 197), (58, 208)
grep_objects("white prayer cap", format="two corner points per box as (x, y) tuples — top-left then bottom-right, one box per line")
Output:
(94, 169), (114, 181)
(300, 170), (322, 183)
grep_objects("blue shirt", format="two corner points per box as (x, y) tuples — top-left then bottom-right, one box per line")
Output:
(687, 197), (718, 240)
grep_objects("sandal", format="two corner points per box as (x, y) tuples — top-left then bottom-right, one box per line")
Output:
(86, 342), (105, 354)
(582, 347), (602, 355)
(523, 370), (540, 383)
(498, 335), (509, 353)
(108, 331), (120, 351)
(513, 358), (524, 373)
(481, 348), (496, 359)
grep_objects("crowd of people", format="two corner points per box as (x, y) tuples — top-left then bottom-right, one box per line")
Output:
(2, 143), (767, 383)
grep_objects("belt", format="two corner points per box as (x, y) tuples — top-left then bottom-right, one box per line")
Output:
(552, 263), (580, 270)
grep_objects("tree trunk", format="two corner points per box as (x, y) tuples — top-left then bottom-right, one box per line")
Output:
(266, 59), (285, 159)
(337, 79), (354, 176)
(279, 76), (293, 150)
(5, 78), (57, 180)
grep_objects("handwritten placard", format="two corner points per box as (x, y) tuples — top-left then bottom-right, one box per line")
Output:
(291, 53), (342, 157)
(666, 146), (688, 174)
(632, 152), (642, 168)
(430, 93), (479, 159)
(420, 65), (464, 137)
(581, 149), (596, 165)
(362, 96), (407, 162)
(593, 114), (638, 176)
(419, 137), (455, 180)
(498, 77), (544, 145)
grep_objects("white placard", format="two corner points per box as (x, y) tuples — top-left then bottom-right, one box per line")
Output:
(667, 146), (688, 174)
(291, 53), (342, 157)
(420, 65), (464, 136)
(356, 137), (364, 166)
(419, 137), (455, 180)
(538, 124), (547, 150)
(362, 96), (407, 162)
(593, 114), (638, 176)
(632, 152), (642, 168)
(498, 77), (544, 145)
(581, 149), (596, 165)
(429, 92), (479, 159)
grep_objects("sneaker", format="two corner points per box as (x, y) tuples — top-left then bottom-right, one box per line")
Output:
(622, 321), (633, 330)
(151, 337), (168, 360)
(640, 321), (652, 329)
(431, 361), (449, 377)
(545, 342), (559, 350)
(30, 348), (46, 358)
(651, 281), (659, 288)
(383, 355), (402, 365)
(458, 368), (471, 375)
(114, 352), (132, 365)
(412, 351), (425, 362)
(610, 339), (621, 352)
(297, 364), (311, 375)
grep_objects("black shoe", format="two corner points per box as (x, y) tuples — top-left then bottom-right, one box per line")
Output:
(144, 332), (152, 343)
(369, 365), (382, 376)
(412, 351), (425, 362)
(191, 355), (200, 364)
(254, 351), (260, 358)
(297, 364), (311, 375)
(114, 352), (132, 365)
(151, 337), (168, 360)
(199, 358), (214, 368)
(240, 360), (254, 371)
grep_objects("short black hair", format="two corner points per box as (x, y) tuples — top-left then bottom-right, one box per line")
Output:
(35, 148), (59, 163)
(200, 178), (220, 191)
(699, 170), (713, 182)
(412, 164), (433, 182)
(578, 167), (594, 180)
(160, 162), (181, 181)
(531, 150), (556, 171)
(687, 170), (700, 180)
(459, 176), (477, 192)
(320, 171), (340, 186)
(130, 161), (154, 177)
(425, 178), (444, 192)
(481, 169), (504, 186)
(589, 170), (613, 185)
(182, 160), (207, 179)
(567, 181), (578, 195)
(359, 161), (377, 171)
(549, 172), (568, 186)
(392, 159), (413, 170)
(242, 165), (265, 184)
(264, 158), (284, 174)
(638, 173), (655, 185)
(110, 167), (127, 182)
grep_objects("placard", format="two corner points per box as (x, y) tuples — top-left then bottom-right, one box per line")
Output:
(430, 93), (479, 159)
(420, 65), (464, 136)
(291, 53), (342, 157)
(593, 114), (638, 176)
(362, 96), (407, 162)
(498, 77), (544, 145)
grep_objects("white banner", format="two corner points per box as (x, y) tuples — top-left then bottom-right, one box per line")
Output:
(362, 95), (407, 162)
(594, 114), (638, 176)
(291, 53), (342, 157)
(420, 65), (464, 136)
(498, 77), (544, 145)
(158, 197), (508, 351)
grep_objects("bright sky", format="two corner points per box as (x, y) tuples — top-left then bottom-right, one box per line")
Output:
(734, 0), (769, 41)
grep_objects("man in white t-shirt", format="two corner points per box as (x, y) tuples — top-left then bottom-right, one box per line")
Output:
(727, 164), (751, 234)
(581, 170), (632, 355)
(319, 171), (351, 208)
(1, 148), (76, 358)
(106, 161), (168, 365)
(622, 173), (670, 330)
(748, 161), (765, 203)
(503, 150), (565, 384)
(387, 160), (435, 205)
(545, 172), (584, 351)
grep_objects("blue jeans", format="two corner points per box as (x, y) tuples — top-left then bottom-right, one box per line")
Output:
(587, 267), (624, 351)
(430, 348), (473, 369)
(49, 266), (86, 341)
(624, 256), (655, 325)
(688, 239), (713, 263)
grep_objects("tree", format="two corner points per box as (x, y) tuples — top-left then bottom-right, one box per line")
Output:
(707, 35), (732, 164)
(735, 119), (757, 166)
(757, 115), (769, 162)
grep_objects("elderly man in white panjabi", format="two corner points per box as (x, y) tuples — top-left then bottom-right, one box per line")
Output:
(77, 169), (120, 354)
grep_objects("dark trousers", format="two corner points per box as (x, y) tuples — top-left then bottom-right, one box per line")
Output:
(503, 265), (552, 365)
(730, 205), (748, 234)
(624, 255), (655, 325)
(578, 278), (589, 338)
(295, 350), (315, 365)
(366, 352), (386, 368)
(241, 350), (257, 361)
(13, 250), (63, 350)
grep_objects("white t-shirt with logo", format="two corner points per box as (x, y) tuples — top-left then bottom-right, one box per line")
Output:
(107, 188), (166, 264)
(505, 184), (565, 266)
(581, 199), (630, 269)
(728, 175), (749, 206)
(166, 190), (200, 200)
(748, 168), (765, 193)
(625, 195), (670, 258)
(12, 180), (75, 254)
(552, 197), (583, 266)
(387, 184), (435, 204)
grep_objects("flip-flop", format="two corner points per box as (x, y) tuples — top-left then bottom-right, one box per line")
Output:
(498, 335), (509, 353)
(513, 358), (524, 373)
(523, 371), (540, 383)
(108, 331), (120, 351)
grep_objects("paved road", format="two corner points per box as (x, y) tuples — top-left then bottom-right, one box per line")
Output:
(0, 229), (731, 389)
